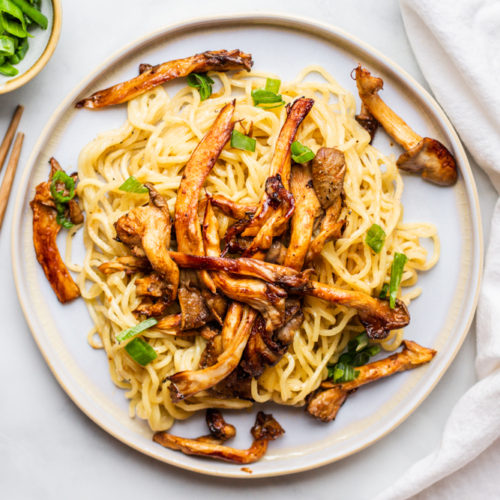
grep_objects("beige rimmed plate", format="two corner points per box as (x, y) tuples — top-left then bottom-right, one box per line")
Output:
(0, 0), (61, 94)
(11, 14), (482, 478)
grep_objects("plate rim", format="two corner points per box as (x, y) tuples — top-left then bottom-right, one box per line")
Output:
(11, 12), (484, 478)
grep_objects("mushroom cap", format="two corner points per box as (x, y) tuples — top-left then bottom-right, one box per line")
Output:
(355, 65), (384, 98)
(396, 137), (458, 186)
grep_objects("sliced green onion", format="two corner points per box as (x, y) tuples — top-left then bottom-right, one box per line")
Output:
(331, 362), (359, 383)
(0, 0), (27, 38)
(118, 176), (148, 194)
(125, 337), (157, 366)
(251, 89), (285, 108)
(347, 332), (369, 353)
(352, 351), (370, 367)
(56, 212), (74, 229)
(0, 35), (15, 55)
(0, 60), (16, 76)
(363, 344), (382, 357)
(9, 36), (27, 64)
(291, 141), (315, 164)
(11, 0), (48, 29)
(366, 223), (386, 253)
(50, 170), (75, 203)
(54, 201), (73, 229)
(265, 78), (281, 94)
(14, 32), (27, 58)
(389, 252), (408, 308)
(379, 283), (389, 300)
(328, 333), (381, 381)
(117, 318), (158, 343)
(352, 344), (381, 366)
(338, 352), (354, 365)
(230, 129), (256, 152)
(187, 72), (214, 101)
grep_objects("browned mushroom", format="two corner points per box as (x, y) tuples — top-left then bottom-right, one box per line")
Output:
(159, 251), (409, 340)
(156, 314), (182, 331)
(205, 409), (237, 442)
(210, 194), (257, 220)
(114, 184), (179, 301)
(307, 340), (436, 422)
(168, 303), (256, 402)
(153, 411), (284, 464)
(175, 100), (235, 292)
(134, 272), (172, 317)
(354, 65), (457, 186)
(138, 63), (153, 75)
(76, 50), (253, 109)
(355, 103), (379, 143)
(283, 165), (321, 271)
(308, 280), (410, 339)
(98, 255), (150, 275)
(30, 160), (81, 304)
(178, 282), (211, 330)
(227, 98), (314, 248)
(265, 240), (287, 265)
(311, 147), (346, 210)
(202, 200), (287, 331)
(306, 198), (347, 266)
(240, 315), (288, 378)
(239, 174), (295, 260)
(306, 147), (347, 264)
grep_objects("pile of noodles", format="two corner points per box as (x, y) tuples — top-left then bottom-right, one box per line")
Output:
(67, 66), (439, 431)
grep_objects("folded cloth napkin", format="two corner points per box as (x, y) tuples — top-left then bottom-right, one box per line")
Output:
(375, 0), (500, 498)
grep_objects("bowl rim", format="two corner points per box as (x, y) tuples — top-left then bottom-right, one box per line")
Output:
(0, 0), (62, 95)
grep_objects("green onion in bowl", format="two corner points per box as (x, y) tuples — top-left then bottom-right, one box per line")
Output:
(0, 0), (48, 77)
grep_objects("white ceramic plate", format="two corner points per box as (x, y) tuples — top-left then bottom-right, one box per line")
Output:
(12, 14), (482, 478)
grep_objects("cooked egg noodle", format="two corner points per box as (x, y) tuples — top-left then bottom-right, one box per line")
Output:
(72, 66), (439, 431)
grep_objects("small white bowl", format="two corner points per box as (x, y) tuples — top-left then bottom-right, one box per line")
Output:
(0, 0), (61, 95)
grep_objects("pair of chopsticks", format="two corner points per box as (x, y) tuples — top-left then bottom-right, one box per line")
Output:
(0, 105), (24, 230)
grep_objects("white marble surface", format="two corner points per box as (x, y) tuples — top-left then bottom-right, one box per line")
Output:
(0, 1), (497, 499)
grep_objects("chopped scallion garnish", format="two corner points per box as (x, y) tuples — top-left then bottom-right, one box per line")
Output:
(389, 252), (408, 308)
(187, 72), (214, 101)
(347, 332), (369, 353)
(291, 141), (315, 163)
(230, 129), (256, 152)
(118, 176), (148, 194)
(352, 344), (381, 367)
(251, 89), (285, 108)
(50, 170), (75, 204)
(366, 223), (386, 253)
(327, 332), (381, 382)
(330, 362), (359, 383)
(56, 211), (73, 229)
(11, 0), (48, 30)
(0, 35), (15, 56)
(379, 283), (389, 300)
(116, 318), (158, 343)
(265, 78), (281, 94)
(125, 337), (157, 366)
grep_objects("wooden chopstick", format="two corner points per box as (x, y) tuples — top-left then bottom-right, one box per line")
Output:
(0, 132), (24, 229)
(0, 105), (24, 174)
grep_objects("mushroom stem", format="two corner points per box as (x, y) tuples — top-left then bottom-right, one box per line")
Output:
(354, 65), (457, 186)
(355, 65), (422, 150)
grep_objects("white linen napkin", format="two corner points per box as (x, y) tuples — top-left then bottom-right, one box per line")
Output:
(375, 0), (500, 498)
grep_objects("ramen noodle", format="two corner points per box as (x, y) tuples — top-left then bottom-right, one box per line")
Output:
(70, 65), (439, 431)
